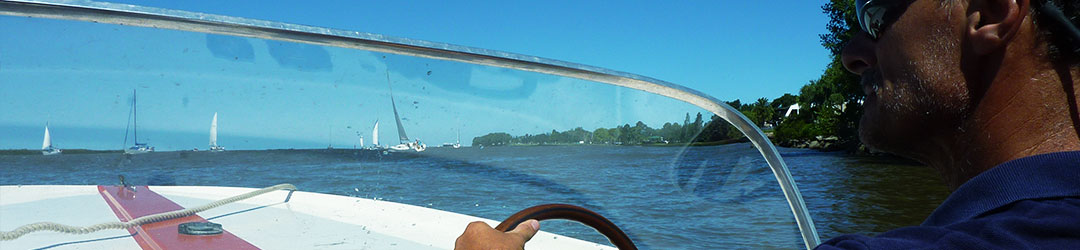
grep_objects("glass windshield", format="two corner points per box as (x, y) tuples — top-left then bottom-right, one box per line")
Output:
(0, 4), (821, 249)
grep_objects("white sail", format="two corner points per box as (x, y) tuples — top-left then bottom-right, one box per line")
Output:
(42, 125), (52, 150)
(210, 112), (218, 147)
(391, 97), (409, 143)
(372, 120), (380, 146)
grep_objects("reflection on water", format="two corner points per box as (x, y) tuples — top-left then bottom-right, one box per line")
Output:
(0, 143), (947, 249)
(790, 153), (950, 238)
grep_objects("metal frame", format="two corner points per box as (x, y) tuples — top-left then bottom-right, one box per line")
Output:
(0, 0), (821, 248)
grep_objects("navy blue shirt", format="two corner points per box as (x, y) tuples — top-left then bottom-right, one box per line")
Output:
(816, 151), (1080, 250)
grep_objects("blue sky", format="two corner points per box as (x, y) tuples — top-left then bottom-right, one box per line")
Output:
(103, 0), (833, 102)
(0, 0), (834, 150)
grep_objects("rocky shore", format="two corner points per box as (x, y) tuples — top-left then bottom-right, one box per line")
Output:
(776, 135), (847, 151)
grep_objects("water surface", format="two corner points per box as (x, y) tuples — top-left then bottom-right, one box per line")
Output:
(0, 144), (948, 249)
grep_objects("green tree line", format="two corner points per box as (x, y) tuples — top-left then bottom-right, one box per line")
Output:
(476, 1), (862, 150)
(473, 111), (743, 147)
(473, 99), (785, 147)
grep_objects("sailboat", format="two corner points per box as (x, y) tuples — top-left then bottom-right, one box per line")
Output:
(385, 72), (425, 152)
(442, 130), (462, 148)
(41, 123), (62, 155)
(209, 112), (225, 151)
(370, 119), (380, 149)
(123, 89), (154, 154)
(454, 130), (462, 148)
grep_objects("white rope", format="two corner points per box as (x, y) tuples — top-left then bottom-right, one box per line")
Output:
(0, 183), (297, 241)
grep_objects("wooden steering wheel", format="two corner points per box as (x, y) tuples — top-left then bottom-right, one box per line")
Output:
(494, 204), (637, 250)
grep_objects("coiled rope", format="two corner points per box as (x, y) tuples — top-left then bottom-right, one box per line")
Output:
(0, 183), (297, 241)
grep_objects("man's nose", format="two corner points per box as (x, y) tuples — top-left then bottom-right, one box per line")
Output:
(841, 32), (876, 75)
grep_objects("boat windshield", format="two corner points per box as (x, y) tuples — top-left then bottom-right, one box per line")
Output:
(1, 1), (825, 249)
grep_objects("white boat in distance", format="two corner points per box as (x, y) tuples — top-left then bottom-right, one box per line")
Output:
(209, 112), (224, 151)
(386, 72), (425, 152)
(123, 89), (153, 154)
(442, 130), (462, 148)
(41, 123), (61, 155)
(453, 130), (461, 148)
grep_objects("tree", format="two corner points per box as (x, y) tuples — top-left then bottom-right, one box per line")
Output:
(659, 122), (684, 143)
(817, 0), (863, 143)
(473, 132), (512, 146)
(770, 93), (799, 125)
(774, 0), (862, 146)
(617, 124), (631, 144)
(749, 97), (772, 127)
(594, 128), (612, 143)
(610, 127), (623, 143)
(688, 113), (705, 142)
(820, 0), (859, 56)
(681, 113), (691, 142)
(698, 115), (734, 142)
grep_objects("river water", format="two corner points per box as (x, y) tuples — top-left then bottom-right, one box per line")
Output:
(0, 143), (949, 249)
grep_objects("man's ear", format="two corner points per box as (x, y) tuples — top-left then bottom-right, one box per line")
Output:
(967, 0), (1030, 55)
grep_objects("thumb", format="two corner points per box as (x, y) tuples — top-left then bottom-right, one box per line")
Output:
(506, 219), (540, 243)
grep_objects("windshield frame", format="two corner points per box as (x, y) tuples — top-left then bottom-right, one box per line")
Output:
(0, 0), (821, 248)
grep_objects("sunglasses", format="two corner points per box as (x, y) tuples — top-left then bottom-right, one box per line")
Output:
(856, 0), (909, 40)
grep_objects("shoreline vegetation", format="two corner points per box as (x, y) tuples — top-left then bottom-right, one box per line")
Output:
(0, 149), (123, 155)
(474, 0), (870, 155)
(472, 112), (754, 148)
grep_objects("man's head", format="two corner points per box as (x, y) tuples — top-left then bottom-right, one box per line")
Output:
(841, 0), (1080, 187)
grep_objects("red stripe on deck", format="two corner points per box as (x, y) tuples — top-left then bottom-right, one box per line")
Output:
(97, 185), (260, 250)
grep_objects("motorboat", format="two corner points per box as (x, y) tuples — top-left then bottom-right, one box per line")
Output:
(0, 1), (820, 249)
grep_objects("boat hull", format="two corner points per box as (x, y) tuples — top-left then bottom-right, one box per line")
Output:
(388, 143), (426, 152)
(123, 149), (153, 155)
(0, 185), (613, 250)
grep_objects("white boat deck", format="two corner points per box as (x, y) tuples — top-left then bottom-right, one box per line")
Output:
(0, 185), (614, 249)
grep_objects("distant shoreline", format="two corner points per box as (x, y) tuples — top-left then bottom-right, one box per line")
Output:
(0, 148), (383, 155)
(0, 149), (123, 155)
(476, 137), (752, 148)
(0, 140), (757, 155)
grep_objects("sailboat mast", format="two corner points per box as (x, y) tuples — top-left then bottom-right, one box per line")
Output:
(132, 89), (138, 144)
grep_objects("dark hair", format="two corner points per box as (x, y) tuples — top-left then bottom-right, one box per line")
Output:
(1032, 0), (1080, 65)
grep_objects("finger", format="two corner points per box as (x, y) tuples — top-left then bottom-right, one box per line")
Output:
(506, 219), (540, 243)
(465, 221), (492, 231)
(455, 221), (492, 250)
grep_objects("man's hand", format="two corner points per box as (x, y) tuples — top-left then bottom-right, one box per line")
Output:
(454, 219), (540, 250)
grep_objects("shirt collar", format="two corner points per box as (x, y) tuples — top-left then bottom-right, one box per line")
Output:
(922, 151), (1080, 226)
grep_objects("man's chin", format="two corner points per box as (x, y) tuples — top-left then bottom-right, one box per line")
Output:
(857, 125), (882, 151)
(858, 115), (892, 153)
(859, 115), (924, 162)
